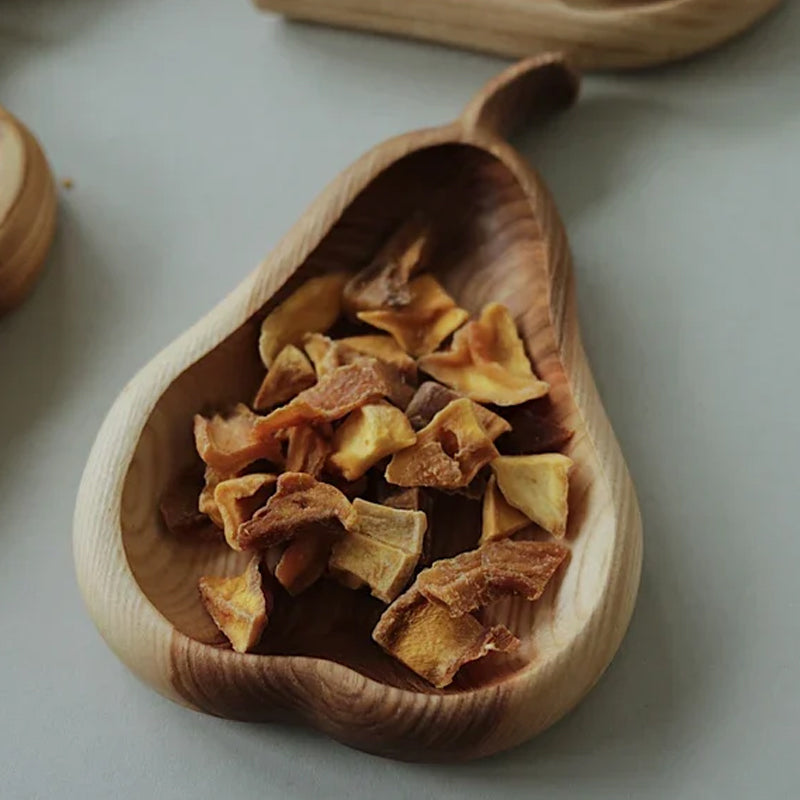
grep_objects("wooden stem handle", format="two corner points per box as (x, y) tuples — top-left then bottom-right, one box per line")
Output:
(460, 53), (580, 141)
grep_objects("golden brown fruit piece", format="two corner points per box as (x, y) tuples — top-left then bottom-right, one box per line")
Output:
(253, 344), (316, 410)
(328, 401), (417, 481)
(194, 403), (283, 473)
(416, 539), (569, 617)
(495, 398), (573, 455)
(258, 272), (349, 368)
(198, 556), (269, 653)
(235, 472), (352, 551)
(198, 465), (235, 527)
(255, 358), (414, 437)
(372, 588), (518, 688)
(404, 381), (510, 440)
(343, 218), (431, 314)
(159, 467), (222, 540)
(214, 473), (277, 550)
(304, 333), (418, 383)
(338, 335), (417, 381)
(481, 474), (530, 545)
(357, 274), (469, 357)
(275, 529), (340, 596)
(284, 424), (332, 478)
(385, 398), (498, 489)
(491, 453), (573, 538)
(330, 499), (427, 602)
(418, 302), (549, 405)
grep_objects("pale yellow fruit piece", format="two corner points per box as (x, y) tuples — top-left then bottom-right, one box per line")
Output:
(357, 274), (468, 357)
(198, 556), (267, 653)
(491, 453), (573, 538)
(214, 473), (276, 550)
(328, 401), (416, 481)
(258, 272), (349, 367)
(480, 474), (530, 545)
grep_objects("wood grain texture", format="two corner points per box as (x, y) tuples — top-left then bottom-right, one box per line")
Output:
(0, 106), (57, 314)
(73, 53), (642, 761)
(255, 0), (783, 71)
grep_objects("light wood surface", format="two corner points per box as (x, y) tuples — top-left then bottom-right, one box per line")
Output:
(255, 0), (783, 71)
(73, 54), (642, 761)
(0, 106), (57, 314)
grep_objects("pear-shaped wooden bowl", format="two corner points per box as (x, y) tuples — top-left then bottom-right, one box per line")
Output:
(0, 106), (57, 314)
(255, 0), (783, 71)
(74, 54), (642, 762)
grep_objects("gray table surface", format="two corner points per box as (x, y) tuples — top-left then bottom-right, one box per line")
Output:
(2, 1), (798, 797)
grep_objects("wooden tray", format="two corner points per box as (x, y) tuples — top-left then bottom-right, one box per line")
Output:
(255, 0), (783, 70)
(0, 106), (57, 314)
(74, 55), (642, 761)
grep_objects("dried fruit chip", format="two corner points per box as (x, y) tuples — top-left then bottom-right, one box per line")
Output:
(357, 274), (469, 357)
(198, 556), (268, 653)
(258, 272), (349, 367)
(495, 399), (573, 455)
(348, 498), (427, 553)
(194, 403), (282, 473)
(404, 381), (510, 440)
(285, 424), (332, 478)
(418, 302), (550, 405)
(491, 453), (573, 538)
(214, 473), (277, 549)
(328, 401), (417, 481)
(330, 533), (419, 603)
(275, 529), (340, 596)
(481, 474), (530, 545)
(255, 358), (413, 437)
(338, 335), (417, 381)
(160, 467), (221, 539)
(377, 484), (436, 566)
(372, 588), (518, 688)
(253, 344), (316, 410)
(416, 539), (569, 617)
(198, 465), (234, 527)
(385, 398), (498, 489)
(235, 472), (352, 551)
(301, 333), (342, 377)
(343, 218), (431, 314)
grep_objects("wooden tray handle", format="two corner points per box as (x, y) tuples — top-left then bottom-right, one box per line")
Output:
(460, 53), (580, 141)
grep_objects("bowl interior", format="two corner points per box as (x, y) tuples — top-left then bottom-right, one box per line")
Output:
(120, 144), (615, 693)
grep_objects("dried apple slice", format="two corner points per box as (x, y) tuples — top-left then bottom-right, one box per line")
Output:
(253, 344), (316, 410)
(285, 424), (332, 478)
(338, 335), (417, 381)
(372, 588), (518, 688)
(197, 465), (234, 527)
(258, 272), (349, 367)
(329, 500), (426, 602)
(214, 473), (277, 549)
(194, 403), (282, 473)
(416, 539), (569, 617)
(491, 453), (573, 538)
(357, 274), (469, 357)
(495, 398), (573, 455)
(328, 401), (417, 481)
(418, 302), (549, 405)
(275, 529), (340, 596)
(235, 472), (352, 551)
(404, 381), (510, 440)
(343, 217), (431, 314)
(481, 474), (530, 545)
(385, 398), (498, 489)
(255, 358), (413, 437)
(198, 556), (269, 653)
